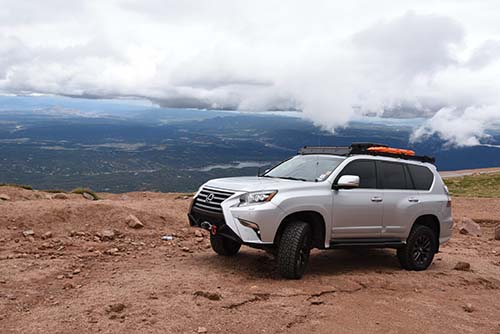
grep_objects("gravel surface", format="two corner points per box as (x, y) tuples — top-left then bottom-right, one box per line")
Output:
(0, 186), (499, 333)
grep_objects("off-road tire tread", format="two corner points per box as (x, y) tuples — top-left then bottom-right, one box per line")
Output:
(277, 221), (311, 279)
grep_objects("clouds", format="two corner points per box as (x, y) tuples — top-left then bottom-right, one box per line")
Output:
(0, 0), (499, 146)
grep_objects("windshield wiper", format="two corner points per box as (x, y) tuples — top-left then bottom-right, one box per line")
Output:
(275, 176), (307, 181)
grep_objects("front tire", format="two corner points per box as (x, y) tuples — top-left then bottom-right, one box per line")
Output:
(210, 233), (241, 256)
(277, 221), (312, 279)
(397, 225), (437, 270)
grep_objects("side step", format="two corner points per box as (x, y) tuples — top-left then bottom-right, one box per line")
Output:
(329, 238), (405, 249)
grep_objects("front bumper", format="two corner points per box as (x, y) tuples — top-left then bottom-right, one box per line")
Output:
(188, 206), (242, 243)
(188, 195), (284, 245)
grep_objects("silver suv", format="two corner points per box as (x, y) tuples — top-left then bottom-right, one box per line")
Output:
(188, 143), (453, 279)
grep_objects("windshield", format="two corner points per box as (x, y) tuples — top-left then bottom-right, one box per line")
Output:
(263, 155), (345, 182)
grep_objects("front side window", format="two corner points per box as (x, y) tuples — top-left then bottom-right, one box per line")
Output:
(336, 160), (377, 188)
(264, 155), (345, 182)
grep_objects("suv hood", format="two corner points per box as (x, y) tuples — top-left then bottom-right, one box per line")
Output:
(204, 176), (319, 193)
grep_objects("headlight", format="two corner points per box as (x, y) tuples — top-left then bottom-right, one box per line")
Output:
(239, 190), (277, 206)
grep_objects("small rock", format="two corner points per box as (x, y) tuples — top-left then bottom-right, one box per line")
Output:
(105, 248), (119, 255)
(81, 192), (94, 200)
(0, 194), (11, 201)
(52, 193), (69, 200)
(454, 261), (471, 271)
(197, 327), (208, 333)
(73, 268), (81, 275)
(63, 282), (74, 289)
(22, 230), (35, 237)
(26, 236), (35, 242)
(125, 214), (144, 229)
(194, 230), (203, 238)
(56, 275), (64, 280)
(194, 290), (222, 301)
(495, 225), (500, 241)
(463, 303), (474, 313)
(458, 217), (481, 237)
(181, 247), (190, 252)
(101, 230), (115, 241)
(106, 303), (126, 313)
(195, 237), (204, 243)
(41, 231), (53, 240)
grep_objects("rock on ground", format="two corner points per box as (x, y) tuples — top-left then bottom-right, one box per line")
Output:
(22, 230), (35, 237)
(458, 217), (481, 236)
(106, 303), (126, 313)
(82, 192), (95, 200)
(101, 230), (116, 241)
(52, 193), (69, 200)
(125, 214), (144, 229)
(0, 193), (11, 201)
(41, 231), (53, 239)
(495, 225), (500, 240)
(454, 261), (471, 271)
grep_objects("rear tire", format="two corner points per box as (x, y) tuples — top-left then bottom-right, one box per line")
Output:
(397, 225), (437, 271)
(277, 221), (312, 279)
(210, 234), (241, 256)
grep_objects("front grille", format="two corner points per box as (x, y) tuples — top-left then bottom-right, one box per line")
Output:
(193, 187), (235, 213)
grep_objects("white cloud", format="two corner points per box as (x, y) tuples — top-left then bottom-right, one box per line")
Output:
(0, 0), (499, 146)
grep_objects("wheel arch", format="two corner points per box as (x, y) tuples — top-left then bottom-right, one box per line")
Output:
(274, 211), (326, 249)
(411, 214), (441, 251)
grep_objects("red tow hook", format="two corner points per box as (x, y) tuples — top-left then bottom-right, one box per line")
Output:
(211, 224), (217, 235)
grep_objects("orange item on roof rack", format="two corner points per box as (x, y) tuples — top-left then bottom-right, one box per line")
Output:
(367, 146), (416, 156)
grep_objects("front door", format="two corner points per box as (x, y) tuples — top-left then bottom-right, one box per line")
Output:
(332, 160), (383, 239)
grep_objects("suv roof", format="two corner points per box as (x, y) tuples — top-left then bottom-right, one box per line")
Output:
(299, 142), (435, 164)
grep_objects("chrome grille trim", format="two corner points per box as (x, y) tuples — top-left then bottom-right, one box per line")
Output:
(193, 187), (235, 213)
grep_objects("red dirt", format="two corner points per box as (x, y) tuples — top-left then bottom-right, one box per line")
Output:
(0, 186), (499, 333)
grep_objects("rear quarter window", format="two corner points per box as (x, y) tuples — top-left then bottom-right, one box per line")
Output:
(407, 164), (434, 190)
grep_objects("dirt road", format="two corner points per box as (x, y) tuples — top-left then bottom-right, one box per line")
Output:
(439, 167), (500, 178)
(0, 187), (499, 333)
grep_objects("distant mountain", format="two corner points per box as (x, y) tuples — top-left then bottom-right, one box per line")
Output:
(0, 96), (499, 192)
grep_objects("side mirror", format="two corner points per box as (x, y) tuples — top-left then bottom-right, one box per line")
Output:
(334, 175), (360, 189)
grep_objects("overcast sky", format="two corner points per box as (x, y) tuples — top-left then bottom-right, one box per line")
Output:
(1, 0), (499, 146)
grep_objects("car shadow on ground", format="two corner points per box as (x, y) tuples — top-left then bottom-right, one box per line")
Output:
(195, 247), (402, 280)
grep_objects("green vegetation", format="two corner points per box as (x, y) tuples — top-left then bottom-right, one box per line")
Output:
(0, 183), (33, 190)
(444, 172), (500, 198)
(71, 188), (100, 200)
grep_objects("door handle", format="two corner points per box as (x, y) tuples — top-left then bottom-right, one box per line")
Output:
(371, 196), (383, 202)
(408, 197), (420, 203)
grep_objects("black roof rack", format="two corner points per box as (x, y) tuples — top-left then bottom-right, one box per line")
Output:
(299, 142), (435, 164)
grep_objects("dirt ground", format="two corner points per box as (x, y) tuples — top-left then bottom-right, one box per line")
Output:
(0, 186), (499, 334)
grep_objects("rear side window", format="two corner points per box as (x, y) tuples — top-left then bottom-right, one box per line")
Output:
(378, 161), (410, 189)
(337, 160), (377, 188)
(407, 165), (434, 190)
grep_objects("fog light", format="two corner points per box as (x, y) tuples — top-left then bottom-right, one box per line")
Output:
(239, 219), (260, 234)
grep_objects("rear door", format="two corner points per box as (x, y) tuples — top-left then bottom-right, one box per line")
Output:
(377, 161), (420, 238)
(332, 159), (383, 238)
